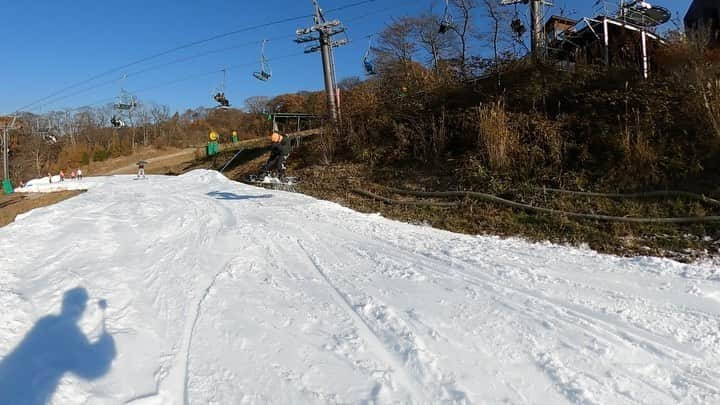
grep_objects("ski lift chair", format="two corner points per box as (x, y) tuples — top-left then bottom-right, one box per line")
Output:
(438, 0), (453, 34)
(253, 71), (271, 81)
(439, 18), (453, 34)
(253, 40), (272, 82)
(363, 58), (377, 75)
(114, 89), (137, 111)
(363, 36), (377, 75)
(511, 18), (527, 38)
(214, 92), (230, 107)
(110, 115), (125, 128)
(114, 100), (136, 111)
(114, 102), (134, 110)
(34, 117), (51, 135)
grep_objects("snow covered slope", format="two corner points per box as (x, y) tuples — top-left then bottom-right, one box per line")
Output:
(1, 170), (718, 404)
(17, 176), (100, 193)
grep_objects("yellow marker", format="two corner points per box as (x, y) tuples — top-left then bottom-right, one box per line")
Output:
(209, 131), (218, 141)
(232, 130), (238, 136)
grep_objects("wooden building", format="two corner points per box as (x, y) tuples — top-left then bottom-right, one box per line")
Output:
(545, 15), (578, 43)
(548, 16), (664, 78)
(685, 0), (720, 46)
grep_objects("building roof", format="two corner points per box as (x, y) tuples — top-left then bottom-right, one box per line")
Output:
(686, 0), (719, 17)
(685, 0), (720, 27)
(546, 15), (579, 26)
(550, 16), (663, 50)
(0, 117), (17, 128)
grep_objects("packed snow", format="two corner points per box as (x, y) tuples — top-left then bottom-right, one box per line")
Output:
(1, 170), (719, 404)
(16, 175), (99, 193)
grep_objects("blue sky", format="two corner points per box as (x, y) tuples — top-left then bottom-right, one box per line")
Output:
(0, 0), (692, 114)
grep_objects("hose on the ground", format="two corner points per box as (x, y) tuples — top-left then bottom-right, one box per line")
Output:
(351, 189), (460, 207)
(352, 187), (720, 224)
(533, 187), (720, 207)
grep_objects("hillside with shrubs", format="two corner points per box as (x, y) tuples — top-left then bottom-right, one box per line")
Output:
(7, 5), (720, 259)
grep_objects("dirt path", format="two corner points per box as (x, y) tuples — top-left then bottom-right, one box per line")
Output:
(105, 148), (198, 175)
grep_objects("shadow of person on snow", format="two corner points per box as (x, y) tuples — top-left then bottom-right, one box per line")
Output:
(207, 191), (273, 200)
(0, 287), (116, 404)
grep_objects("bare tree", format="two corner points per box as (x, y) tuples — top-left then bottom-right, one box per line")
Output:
(147, 104), (169, 145)
(150, 103), (170, 124)
(337, 77), (361, 91)
(75, 108), (98, 146)
(477, 0), (512, 86)
(449, 0), (477, 77)
(95, 104), (114, 129)
(134, 103), (152, 146)
(412, 14), (458, 72)
(23, 128), (50, 177)
(244, 96), (271, 114)
(60, 109), (81, 145)
(376, 17), (418, 66)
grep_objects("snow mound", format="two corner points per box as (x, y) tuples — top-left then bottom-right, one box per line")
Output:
(0, 170), (718, 404)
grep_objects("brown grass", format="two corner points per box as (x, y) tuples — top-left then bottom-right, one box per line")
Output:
(317, 127), (336, 165)
(290, 161), (720, 262)
(620, 108), (657, 169)
(471, 101), (517, 170)
(105, 148), (199, 175)
(0, 191), (85, 228)
(702, 77), (720, 138)
(80, 146), (192, 176)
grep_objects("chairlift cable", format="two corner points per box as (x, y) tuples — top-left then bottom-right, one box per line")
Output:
(25, 0), (389, 112)
(14, 0), (377, 114)
(37, 35), (296, 110)
(136, 51), (305, 95)
(341, 0), (416, 24)
(29, 25), (377, 114)
(14, 15), (309, 113)
(72, 50), (306, 111)
(32, 28), (377, 114)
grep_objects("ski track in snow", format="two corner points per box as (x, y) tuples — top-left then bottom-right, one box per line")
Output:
(183, 262), (235, 405)
(1, 170), (719, 404)
(294, 239), (433, 403)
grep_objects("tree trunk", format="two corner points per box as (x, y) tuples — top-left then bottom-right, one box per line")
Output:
(35, 149), (41, 177)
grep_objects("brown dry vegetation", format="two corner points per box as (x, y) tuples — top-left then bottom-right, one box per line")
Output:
(5, 94), (325, 186)
(4, 8), (720, 259)
(173, 30), (720, 260)
(279, 32), (720, 260)
(287, 143), (720, 262)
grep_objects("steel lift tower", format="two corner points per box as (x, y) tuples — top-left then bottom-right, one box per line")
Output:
(296, 0), (349, 121)
(1, 116), (18, 194)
